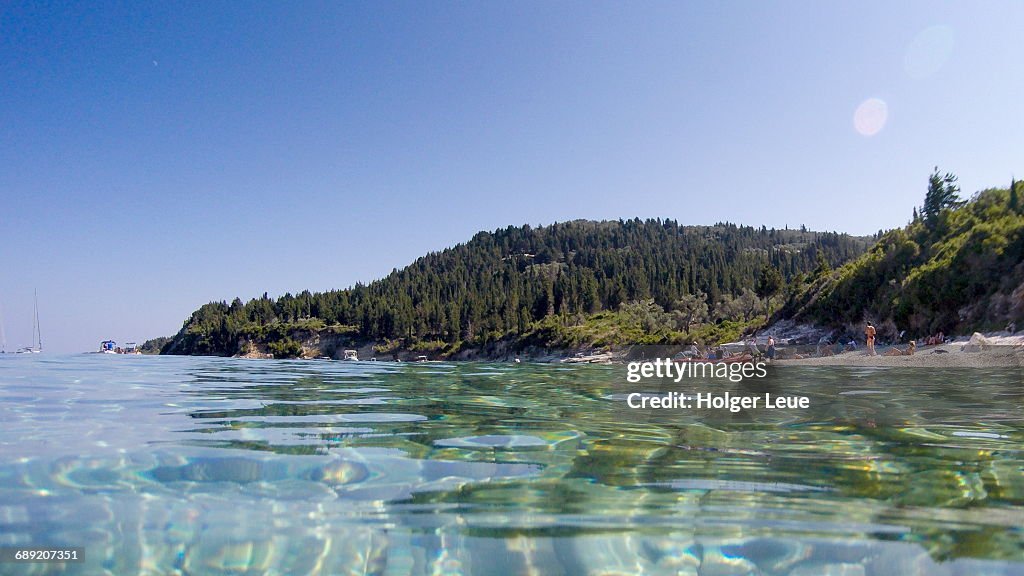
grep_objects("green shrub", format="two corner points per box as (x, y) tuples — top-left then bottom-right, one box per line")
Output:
(268, 337), (303, 359)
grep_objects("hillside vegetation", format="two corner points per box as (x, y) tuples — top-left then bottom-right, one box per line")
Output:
(786, 172), (1024, 339)
(160, 219), (871, 357)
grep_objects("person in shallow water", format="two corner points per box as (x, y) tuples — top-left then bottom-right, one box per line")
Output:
(765, 336), (776, 362)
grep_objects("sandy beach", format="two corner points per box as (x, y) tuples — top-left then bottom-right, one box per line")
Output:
(777, 341), (1024, 368)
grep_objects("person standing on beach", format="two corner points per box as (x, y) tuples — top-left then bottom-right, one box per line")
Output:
(766, 336), (776, 362)
(865, 322), (877, 356)
(747, 334), (760, 356)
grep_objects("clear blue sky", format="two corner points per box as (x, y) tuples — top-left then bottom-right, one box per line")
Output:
(1, 2), (1021, 353)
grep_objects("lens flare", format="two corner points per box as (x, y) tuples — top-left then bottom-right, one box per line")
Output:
(905, 25), (954, 80)
(853, 98), (888, 137)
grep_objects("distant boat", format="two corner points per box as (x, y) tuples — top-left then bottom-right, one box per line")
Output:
(96, 340), (139, 354)
(343, 349), (359, 361)
(16, 290), (41, 354)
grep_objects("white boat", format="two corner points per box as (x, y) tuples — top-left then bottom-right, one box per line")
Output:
(16, 290), (41, 354)
(343, 349), (359, 361)
(96, 340), (139, 354)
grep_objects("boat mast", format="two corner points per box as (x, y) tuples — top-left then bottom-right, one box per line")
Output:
(0, 299), (6, 353)
(33, 289), (41, 351)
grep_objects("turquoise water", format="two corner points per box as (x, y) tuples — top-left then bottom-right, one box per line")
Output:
(0, 355), (1022, 575)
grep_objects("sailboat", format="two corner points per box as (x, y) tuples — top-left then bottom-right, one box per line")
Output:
(16, 290), (41, 354)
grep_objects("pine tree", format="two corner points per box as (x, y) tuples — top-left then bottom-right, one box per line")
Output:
(813, 252), (832, 277)
(755, 265), (783, 300)
(923, 167), (963, 228)
(1011, 177), (1020, 213)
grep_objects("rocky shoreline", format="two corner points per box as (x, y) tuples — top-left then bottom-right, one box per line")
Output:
(229, 325), (1023, 369)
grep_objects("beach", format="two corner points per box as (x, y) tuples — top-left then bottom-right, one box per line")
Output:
(777, 340), (1024, 368)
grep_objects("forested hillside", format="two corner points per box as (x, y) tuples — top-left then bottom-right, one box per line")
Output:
(787, 173), (1024, 339)
(161, 219), (872, 356)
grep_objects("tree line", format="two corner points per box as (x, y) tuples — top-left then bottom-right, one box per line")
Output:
(161, 219), (872, 355)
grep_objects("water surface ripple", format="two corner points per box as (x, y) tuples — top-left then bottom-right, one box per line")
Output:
(0, 355), (1022, 574)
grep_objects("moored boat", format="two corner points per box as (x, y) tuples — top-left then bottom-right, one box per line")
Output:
(16, 291), (42, 354)
(96, 341), (139, 354)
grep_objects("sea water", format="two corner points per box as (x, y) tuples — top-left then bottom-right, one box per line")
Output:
(0, 355), (1022, 575)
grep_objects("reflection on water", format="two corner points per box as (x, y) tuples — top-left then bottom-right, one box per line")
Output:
(0, 355), (1022, 574)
